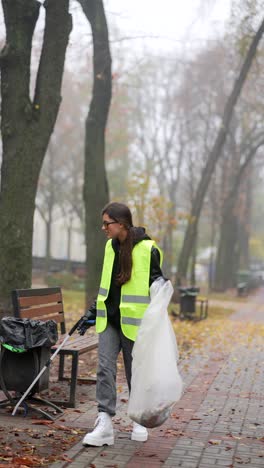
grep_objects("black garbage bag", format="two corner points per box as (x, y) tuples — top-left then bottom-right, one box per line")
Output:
(0, 317), (58, 351)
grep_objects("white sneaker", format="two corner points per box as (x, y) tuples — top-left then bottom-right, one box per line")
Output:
(131, 422), (148, 442)
(82, 412), (114, 446)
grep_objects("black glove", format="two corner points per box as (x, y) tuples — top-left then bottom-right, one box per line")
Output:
(77, 311), (96, 336)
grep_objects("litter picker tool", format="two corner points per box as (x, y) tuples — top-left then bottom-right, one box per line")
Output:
(12, 319), (82, 416)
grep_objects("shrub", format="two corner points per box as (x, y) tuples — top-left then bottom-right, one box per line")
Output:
(45, 272), (85, 291)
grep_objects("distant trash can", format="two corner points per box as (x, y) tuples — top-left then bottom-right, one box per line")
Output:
(236, 270), (251, 295)
(237, 282), (247, 297)
(178, 287), (200, 319)
(0, 317), (58, 417)
(237, 270), (251, 284)
(236, 270), (261, 296)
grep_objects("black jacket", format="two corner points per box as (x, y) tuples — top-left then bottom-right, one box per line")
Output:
(86, 227), (165, 329)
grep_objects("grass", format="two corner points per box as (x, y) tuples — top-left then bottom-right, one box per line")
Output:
(169, 302), (234, 318)
(62, 288), (85, 309)
(207, 291), (248, 303)
(61, 288), (264, 369)
(61, 289), (85, 329)
(61, 289), (235, 357)
(61, 287), (235, 327)
(62, 289), (235, 319)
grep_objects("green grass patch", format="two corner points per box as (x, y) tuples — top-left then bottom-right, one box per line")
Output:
(169, 303), (233, 320)
(62, 290), (234, 324)
(62, 288), (85, 309)
(61, 289), (85, 330)
(207, 291), (247, 302)
(204, 305), (233, 318)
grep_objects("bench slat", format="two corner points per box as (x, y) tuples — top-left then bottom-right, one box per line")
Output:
(54, 334), (98, 349)
(52, 338), (98, 352)
(18, 292), (62, 307)
(19, 303), (64, 320)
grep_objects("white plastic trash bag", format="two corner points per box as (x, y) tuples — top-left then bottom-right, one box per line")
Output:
(128, 278), (183, 428)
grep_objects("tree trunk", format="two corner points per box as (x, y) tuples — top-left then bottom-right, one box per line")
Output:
(162, 227), (173, 277)
(176, 17), (264, 282)
(214, 211), (238, 290)
(190, 232), (197, 286)
(0, 0), (72, 316)
(237, 173), (251, 270)
(45, 215), (52, 273)
(207, 175), (218, 291)
(65, 218), (73, 272)
(79, 0), (112, 305)
(214, 140), (264, 290)
(161, 199), (176, 277)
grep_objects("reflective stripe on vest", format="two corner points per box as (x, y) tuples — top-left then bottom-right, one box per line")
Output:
(98, 287), (108, 296)
(97, 309), (106, 318)
(122, 294), (150, 304)
(96, 239), (162, 341)
(121, 316), (142, 326)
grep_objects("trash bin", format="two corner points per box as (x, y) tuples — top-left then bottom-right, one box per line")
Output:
(178, 287), (200, 319)
(0, 317), (60, 419)
(237, 270), (251, 284)
(0, 345), (51, 393)
(236, 270), (255, 296)
(237, 270), (250, 294)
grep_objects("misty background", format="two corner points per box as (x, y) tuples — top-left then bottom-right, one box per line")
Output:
(1, 0), (264, 305)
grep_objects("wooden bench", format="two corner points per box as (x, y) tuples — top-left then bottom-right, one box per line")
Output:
(196, 295), (209, 320)
(179, 292), (208, 321)
(11, 287), (98, 408)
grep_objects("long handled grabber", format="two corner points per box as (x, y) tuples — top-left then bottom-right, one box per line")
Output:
(12, 318), (83, 417)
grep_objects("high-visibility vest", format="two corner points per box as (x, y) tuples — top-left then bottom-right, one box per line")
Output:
(96, 239), (163, 341)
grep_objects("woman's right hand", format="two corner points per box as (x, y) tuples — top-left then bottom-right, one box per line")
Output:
(77, 311), (96, 335)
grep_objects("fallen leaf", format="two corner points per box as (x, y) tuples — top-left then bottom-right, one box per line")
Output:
(208, 439), (221, 445)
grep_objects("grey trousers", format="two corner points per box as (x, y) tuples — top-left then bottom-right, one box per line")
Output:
(96, 323), (134, 416)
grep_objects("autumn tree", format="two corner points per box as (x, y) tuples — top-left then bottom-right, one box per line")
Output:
(176, 15), (264, 284)
(213, 132), (264, 290)
(78, 0), (112, 304)
(0, 0), (72, 315)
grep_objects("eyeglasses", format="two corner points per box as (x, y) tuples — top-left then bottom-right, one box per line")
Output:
(102, 220), (118, 228)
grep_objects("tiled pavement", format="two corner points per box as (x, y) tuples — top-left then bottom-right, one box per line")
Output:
(2, 291), (264, 467)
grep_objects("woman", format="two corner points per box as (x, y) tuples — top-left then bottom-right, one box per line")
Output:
(77, 202), (165, 446)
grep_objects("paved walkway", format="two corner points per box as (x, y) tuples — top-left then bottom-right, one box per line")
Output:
(1, 290), (264, 467)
